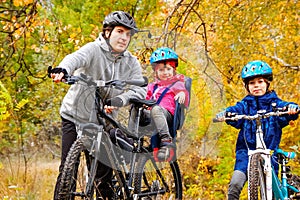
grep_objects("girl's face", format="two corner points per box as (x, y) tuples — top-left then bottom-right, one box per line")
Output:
(155, 63), (175, 80)
(248, 77), (268, 96)
(106, 26), (131, 53)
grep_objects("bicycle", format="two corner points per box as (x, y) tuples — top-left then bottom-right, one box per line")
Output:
(213, 104), (300, 200)
(56, 73), (183, 200)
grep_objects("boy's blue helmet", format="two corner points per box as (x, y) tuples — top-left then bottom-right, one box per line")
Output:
(150, 47), (178, 67)
(241, 60), (273, 83)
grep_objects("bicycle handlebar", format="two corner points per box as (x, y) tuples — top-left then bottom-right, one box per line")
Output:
(276, 148), (296, 159)
(64, 73), (148, 88)
(213, 109), (291, 123)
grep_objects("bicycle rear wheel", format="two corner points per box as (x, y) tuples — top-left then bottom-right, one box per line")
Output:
(57, 138), (98, 200)
(134, 154), (183, 200)
(248, 153), (267, 200)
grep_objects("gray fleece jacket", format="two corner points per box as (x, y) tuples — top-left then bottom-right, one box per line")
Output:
(58, 34), (146, 124)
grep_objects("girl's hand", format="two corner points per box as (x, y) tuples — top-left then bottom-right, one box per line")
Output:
(174, 91), (186, 104)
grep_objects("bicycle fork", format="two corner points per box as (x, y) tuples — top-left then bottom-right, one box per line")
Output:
(248, 121), (273, 200)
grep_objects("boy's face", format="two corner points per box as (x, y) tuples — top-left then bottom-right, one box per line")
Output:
(248, 77), (268, 96)
(106, 26), (131, 53)
(155, 63), (175, 80)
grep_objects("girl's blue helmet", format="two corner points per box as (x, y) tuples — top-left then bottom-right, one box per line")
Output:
(150, 47), (178, 67)
(241, 60), (273, 83)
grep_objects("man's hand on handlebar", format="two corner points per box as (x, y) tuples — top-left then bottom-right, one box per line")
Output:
(104, 105), (117, 114)
(104, 97), (123, 114)
(48, 66), (68, 83)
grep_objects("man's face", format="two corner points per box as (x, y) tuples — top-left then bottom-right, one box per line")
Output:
(106, 26), (131, 53)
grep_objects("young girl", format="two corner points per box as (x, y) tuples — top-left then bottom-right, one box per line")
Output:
(215, 60), (299, 199)
(147, 47), (189, 161)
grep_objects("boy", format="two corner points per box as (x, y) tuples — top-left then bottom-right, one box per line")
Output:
(215, 60), (299, 199)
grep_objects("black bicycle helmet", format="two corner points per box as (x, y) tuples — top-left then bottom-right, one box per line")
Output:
(103, 11), (138, 34)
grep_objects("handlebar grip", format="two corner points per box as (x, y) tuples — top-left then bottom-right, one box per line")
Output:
(276, 148), (296, 159)
(212, 118), (222, 123)
(125, 77), (148, 86)
(78, 123), (103, 131)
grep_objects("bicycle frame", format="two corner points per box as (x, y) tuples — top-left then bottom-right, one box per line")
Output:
(272, 149), (299, 200)
(58, 74), (182, 199)
(247, 112), (299, 200)
(247, 113), (273, 200)
(74, 90), (147, 199)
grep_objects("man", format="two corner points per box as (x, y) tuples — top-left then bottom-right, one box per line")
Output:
(49, 11), (146, 199)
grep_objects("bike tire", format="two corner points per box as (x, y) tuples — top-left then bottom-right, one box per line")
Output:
(57, 138), (97, 200)
(248, 153), (267, 200)
(133, 154), (183, 200)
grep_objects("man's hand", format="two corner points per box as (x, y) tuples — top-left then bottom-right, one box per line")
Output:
(105, 97), (123, 107)
(104, 105), (117, 114)
(48, 66), (68, 83)
(104, 97), (123, 114)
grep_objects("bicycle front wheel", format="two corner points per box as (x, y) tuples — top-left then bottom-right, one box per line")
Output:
(57, 138), (97, 200)
(134, 154), (183, 200)
(248, 153), (267, 200)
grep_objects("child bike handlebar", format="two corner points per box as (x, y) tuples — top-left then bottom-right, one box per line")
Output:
(213, 105), (298, 123)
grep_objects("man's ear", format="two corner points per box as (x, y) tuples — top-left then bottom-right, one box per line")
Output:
(105, 30), (110, 39)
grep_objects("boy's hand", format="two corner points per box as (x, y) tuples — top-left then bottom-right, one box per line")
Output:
(174, 91), (186, 104)
(287, 104), (299, 115)
(215, 111), (226, 122)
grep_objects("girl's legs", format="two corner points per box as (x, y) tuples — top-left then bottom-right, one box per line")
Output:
(151, 105), (174, 160)
(228, 170), (247, 200)
(151, 105), (173, 143)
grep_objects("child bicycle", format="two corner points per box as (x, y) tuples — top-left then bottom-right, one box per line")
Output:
(56, 73), (183, 200)
(213, 104), (300, 200)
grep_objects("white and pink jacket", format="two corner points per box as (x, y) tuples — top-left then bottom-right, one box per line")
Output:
(146, 74), (189, 115)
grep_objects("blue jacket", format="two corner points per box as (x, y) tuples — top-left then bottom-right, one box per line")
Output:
(225, 91), (299, 174)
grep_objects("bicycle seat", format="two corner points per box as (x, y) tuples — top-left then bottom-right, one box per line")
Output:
(129, 98), (156, 107)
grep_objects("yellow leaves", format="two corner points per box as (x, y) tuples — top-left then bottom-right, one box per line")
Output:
(30, 44), (41, 53)
(0, 81), (12, 121)
(14, 99), (29, 112)
(13, 0), (34, 7)
(90, 24), (100, 40)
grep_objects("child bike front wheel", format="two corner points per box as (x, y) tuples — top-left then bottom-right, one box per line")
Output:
(248, 153), (268, 200)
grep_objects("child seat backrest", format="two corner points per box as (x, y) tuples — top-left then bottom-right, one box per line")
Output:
(170, 76), (192, 138)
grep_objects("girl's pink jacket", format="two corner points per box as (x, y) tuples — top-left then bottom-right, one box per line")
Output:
(146, 74), (189, 115)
